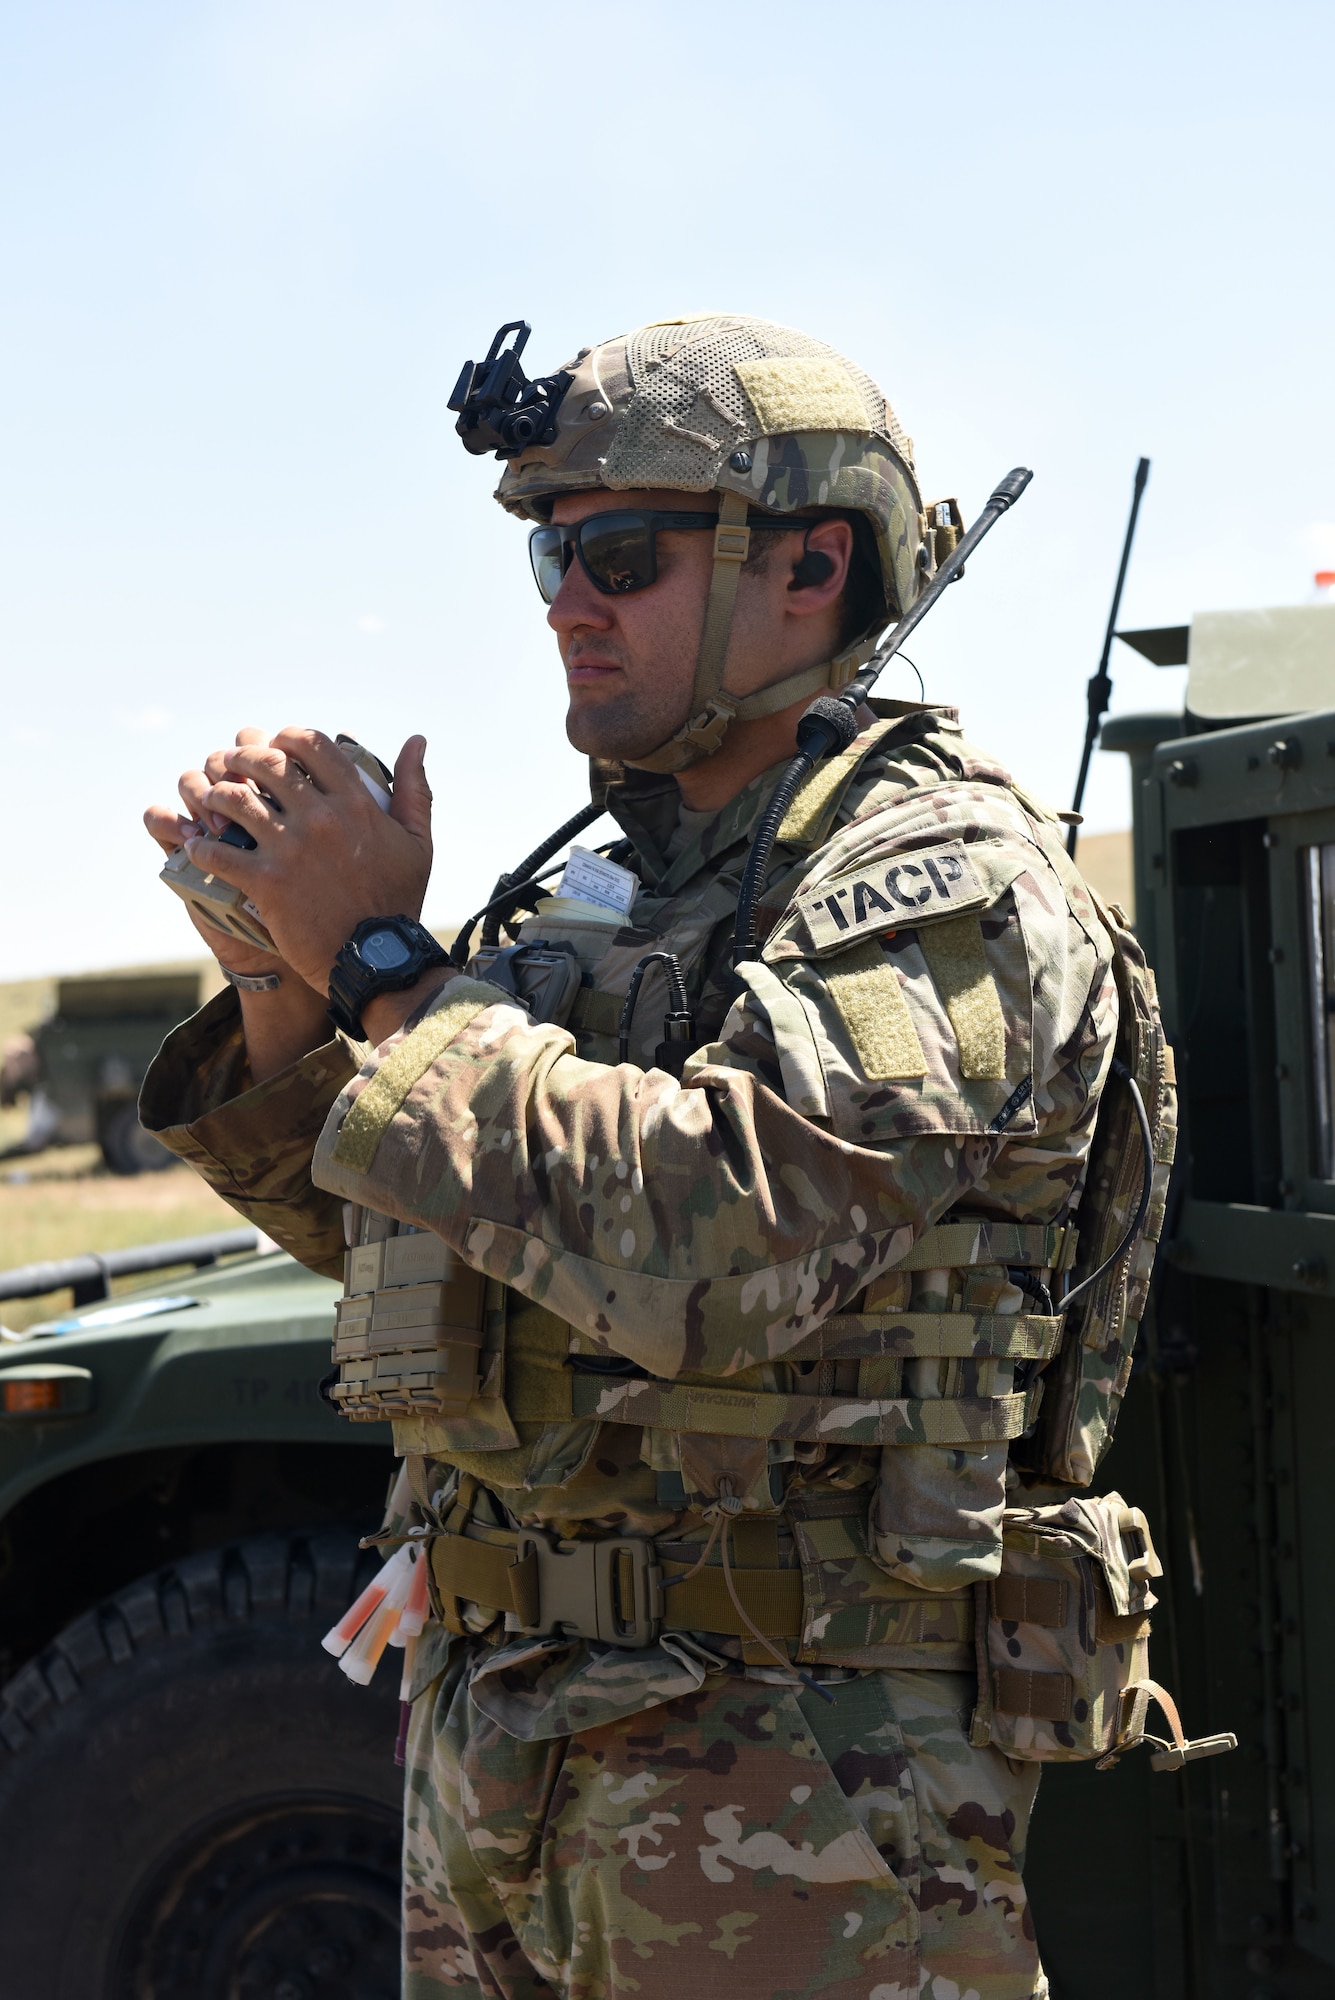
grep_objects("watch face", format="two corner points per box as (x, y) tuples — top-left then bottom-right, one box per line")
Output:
(361, 926), (413, 972)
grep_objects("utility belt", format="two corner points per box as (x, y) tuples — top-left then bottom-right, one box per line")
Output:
(424, 1489), (971, 1663)
(430, 1517), (809, 1652)
(421, 1484), (1233, 1773)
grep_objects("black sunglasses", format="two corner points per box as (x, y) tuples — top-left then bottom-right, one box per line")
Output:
(528, 508), (819, 605)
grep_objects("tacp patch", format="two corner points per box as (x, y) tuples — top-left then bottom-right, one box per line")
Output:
(797, 841), (989, 952)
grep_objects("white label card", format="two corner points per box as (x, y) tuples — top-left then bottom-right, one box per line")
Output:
(556, 845), (639, 918)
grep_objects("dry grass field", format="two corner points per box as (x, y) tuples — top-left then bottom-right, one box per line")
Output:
(1, 1153), (239, 1333)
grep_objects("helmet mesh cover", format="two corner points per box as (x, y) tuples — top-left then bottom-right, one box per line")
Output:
(601, 316), (912, 491)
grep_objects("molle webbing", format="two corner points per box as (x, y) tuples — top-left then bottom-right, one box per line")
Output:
(993, 1667), (1072, 1721)
(415, 1303), (1063, 1448)
(992, 1574), (1067, 1627)
(570, 1375), (1042, 1447)
(900, 1218), (1076, 1272)
(556, 1215), (1072, 1450)
(785, 1309), (1063, 1363)
(385, 1217), (1073, 1455)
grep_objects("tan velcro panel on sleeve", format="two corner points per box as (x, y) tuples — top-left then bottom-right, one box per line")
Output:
(825, 940), (926, 1080)
(331, 978), (506, 1174)
(992, 1575), (1068, 1628)
(917, 914), (1006, 1079)
(993, 1667), (1073, 1720)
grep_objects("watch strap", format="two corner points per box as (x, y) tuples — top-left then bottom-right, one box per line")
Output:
(327, 915), (448, 1039)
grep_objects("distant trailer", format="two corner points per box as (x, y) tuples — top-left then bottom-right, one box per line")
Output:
(18, 968), (206, 1174)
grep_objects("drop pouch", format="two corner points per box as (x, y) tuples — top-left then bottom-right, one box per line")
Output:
(969, 1491), (1160, 1762)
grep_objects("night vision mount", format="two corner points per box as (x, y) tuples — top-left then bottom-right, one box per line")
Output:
(449, 320), (572, 458)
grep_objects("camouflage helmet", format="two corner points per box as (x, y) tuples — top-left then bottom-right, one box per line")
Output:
(457, 313), (932, 771)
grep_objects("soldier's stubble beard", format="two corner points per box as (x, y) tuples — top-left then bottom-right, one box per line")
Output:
(560, 576), (774, 765)
(546, 488), (846, 775)
(563, 651), (696, 763)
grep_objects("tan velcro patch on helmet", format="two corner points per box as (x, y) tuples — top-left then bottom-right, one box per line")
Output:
(734, 357), (871, 436)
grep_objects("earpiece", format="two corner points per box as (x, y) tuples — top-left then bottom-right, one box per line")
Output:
(789, 533), (835, 591)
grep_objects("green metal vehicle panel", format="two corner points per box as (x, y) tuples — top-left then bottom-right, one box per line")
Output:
(0, 1255), (382, 1519)
(1022, 697), (1335, 1998)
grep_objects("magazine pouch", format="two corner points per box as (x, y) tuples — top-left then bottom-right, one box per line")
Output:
(970, 1491), (1160, 1762)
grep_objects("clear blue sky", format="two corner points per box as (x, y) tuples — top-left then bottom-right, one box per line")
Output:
(2, 0), (1331, 978)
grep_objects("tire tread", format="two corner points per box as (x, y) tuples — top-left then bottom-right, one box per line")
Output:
(0, 1529), (368, 1768)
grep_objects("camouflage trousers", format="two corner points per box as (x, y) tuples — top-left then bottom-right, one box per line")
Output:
(402, 1655), (1047, 2000)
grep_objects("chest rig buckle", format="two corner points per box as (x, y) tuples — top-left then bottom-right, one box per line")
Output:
(513, 1529), (665, 1649)
(471, 941), (584, 1026)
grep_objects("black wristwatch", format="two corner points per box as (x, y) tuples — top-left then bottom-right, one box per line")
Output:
(327, 915), (449, 1038)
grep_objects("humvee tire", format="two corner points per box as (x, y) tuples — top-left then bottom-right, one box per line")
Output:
(99, 1099), (176, 1175)
(0, 1529), (404, 1999)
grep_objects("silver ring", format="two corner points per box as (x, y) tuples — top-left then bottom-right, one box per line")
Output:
(222, 967), (283, 993)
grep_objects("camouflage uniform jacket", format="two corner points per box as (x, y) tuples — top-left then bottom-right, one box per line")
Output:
(143, 699), (1117, 1734)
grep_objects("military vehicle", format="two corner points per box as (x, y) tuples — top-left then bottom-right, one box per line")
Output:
(1025, 595), (1335, 2000)
(5, 969), (212, 1173)
(0, 1237), (399, 1997)
(1, 593), (1333, 1997)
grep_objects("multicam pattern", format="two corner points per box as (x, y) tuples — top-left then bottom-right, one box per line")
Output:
(139, 989), (351, 1279)
(403, 1660), (1046, 2000)
(308, 755), (1114, 1403)
(983, 1493), (1159, 1763)
(1014, 900), (1177, 1486)
(144, 700), (1124, 1582)
(143, 699), (1128, 1998)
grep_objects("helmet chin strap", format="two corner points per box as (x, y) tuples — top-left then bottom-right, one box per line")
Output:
(626, 490), (873, 776)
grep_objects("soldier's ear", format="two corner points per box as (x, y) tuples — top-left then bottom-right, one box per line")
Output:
(790, 547), (835, 589)
(787, 519), (852, 608)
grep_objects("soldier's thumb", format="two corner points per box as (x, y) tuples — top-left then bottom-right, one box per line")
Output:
(391, 736), (432, 841)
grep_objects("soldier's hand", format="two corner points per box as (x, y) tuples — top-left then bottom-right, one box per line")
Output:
(177, 728), (433, 993)
(144, 727), (298, 982)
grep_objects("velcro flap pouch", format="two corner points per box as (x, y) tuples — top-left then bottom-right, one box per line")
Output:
(977, 1491), (1160, 1762)
(869, 1439), (1008, 1592)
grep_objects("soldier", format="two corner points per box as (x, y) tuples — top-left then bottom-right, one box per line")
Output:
(141, 314), (1138, 2000)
